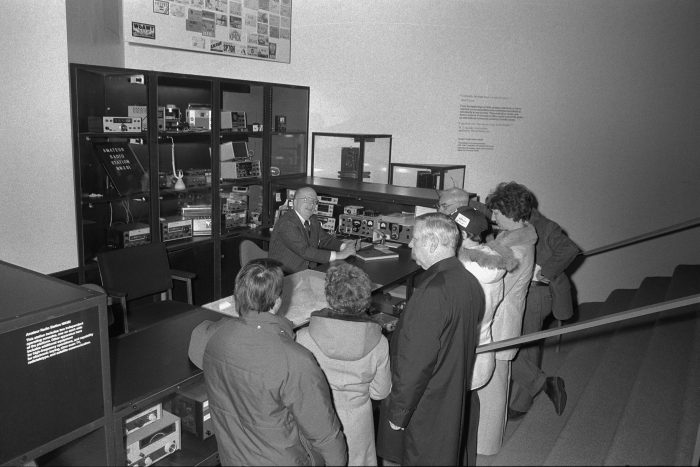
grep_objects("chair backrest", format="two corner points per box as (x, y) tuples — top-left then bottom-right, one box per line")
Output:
(97, 242), (174, 301)
(239, 240), (268, 268)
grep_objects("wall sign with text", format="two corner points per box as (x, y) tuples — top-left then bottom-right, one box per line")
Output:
(123, 0), (292, 63)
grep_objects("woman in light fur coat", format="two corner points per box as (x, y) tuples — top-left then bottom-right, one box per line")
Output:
(451, 206), (519, 464)
(476, 182), (538, 455)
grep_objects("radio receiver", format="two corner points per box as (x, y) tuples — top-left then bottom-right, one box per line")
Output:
(88, 116), (142, 133)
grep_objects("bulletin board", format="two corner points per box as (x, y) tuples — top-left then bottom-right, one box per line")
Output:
(123, 0), (292, 63)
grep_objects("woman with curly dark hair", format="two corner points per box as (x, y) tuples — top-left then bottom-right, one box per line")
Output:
(477, 181), (538, 455)
(296, 262), (391, 466)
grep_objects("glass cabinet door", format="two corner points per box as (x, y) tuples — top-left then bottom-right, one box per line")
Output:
(311, 133), (392, 183)
(156, 75), (214, 241)
(270, 85), (309, 176)
(219, 81), (265, 234)
(71, 65), (151, 269)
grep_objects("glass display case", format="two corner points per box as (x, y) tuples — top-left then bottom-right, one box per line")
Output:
(219, 80), (265, 235)
(389, 163), (465, 190)
(156, 75), (214, 241)
(71, 63), (309, 300)
(71, 65), (152, 268)
(270, 85), (309, 177)
(311, 133), (392, 184)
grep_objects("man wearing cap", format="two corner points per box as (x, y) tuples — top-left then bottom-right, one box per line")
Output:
(451, 206), (519, 464)
(269, 186), (356, 274)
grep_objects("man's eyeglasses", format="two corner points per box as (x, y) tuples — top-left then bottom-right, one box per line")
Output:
(296, 197), (319, 205)
(435, 202), (451, 210)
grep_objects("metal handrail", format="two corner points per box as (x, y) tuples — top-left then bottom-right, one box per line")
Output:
(582, 216), (700, 257)
(474, 217), (700, 354)
(476, 293), (700, 353)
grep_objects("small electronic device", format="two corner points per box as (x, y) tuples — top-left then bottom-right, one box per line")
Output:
(186, 104), (212, 130)
(316, 203), (335, 216)
(158, 105), (181, 130)
(160, 217), (193, 242)
(318, 215), (336, 233)
(275, 115), (286, 132)
(109, 223), (151, 249)
(377, 213), (415, 244)
(182, 169), (208, 187)
(165, 382), (213, 441)
(127, 106), (148, 130)
(344, 205), (364, 215)
(220, 110), (247, 131)
(124, 403), (162, 435)
(338, 214), (377, 238)
(221, 160), (261, 179)
(88, 116), (142, 133)
(126, 409), (181, 467)
(318, 195), (339, 205)
(182, 205), (212, 236)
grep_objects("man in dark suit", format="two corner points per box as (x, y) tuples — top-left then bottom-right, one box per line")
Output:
(377, 213), (484, 466)
(508, 207), (580, 419)
(269, 186), (356, 274)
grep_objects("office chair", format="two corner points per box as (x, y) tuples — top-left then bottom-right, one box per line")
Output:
(239, 239), (268, 267)
(96, 242), (197, 334)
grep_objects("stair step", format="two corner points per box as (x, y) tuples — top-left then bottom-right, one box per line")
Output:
(481, 289), (638, 466)
(605, 267), (700, 465)
(605, 305), (699, 465)
(544, 286), (661, 465)
(666, 264), (700, 299)
(482, 322), (614, 465)
(560, 289), (636, 351)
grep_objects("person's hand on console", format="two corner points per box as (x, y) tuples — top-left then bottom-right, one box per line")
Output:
(336, 241), (356, 260)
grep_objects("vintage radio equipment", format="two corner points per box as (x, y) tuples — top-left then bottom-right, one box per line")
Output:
(127, 105), (148, 130)
(182, 169), (208, 187)
(158, 171), (172, 188)
(126, 409), (181, 467)
(221, 160), (261, 180)
(220, 110), (247, 131)
(88, 116), (142, 133)
(182, 205), (212, 236)
(165, 382), (213, 441)
(338, 214), (378, 238)
(108, 223), (151, 249)
(275, 115), (286, 133)
(344, 205), (364, 216)
(186, 104), (212, 130)
(318, 215), (336, 233)
(160, 217), (193, 242)
(318, 195), (339, 205)
(224, 211), (248, 230)
(315, 203), (335, 217)
(377, 213), (415, 244)
(157, 105), (181, 130)
(124, 403), (163, 435)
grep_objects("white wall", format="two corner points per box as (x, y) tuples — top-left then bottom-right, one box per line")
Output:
(4, 0), (699, 303)
(0, 1), (76, 274)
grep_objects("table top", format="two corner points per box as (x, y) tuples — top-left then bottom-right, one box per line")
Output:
(110, 307), (221, 411)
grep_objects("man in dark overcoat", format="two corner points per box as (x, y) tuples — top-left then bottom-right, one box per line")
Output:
(377, 212), (485, 465)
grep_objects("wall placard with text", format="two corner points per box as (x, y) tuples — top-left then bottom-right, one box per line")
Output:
(123, 0), (292, 63)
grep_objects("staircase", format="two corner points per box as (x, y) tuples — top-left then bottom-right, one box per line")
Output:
(477, 264), (700, 466)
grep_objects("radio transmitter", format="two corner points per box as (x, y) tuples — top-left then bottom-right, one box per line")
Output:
(125, 403), (163, 435)
(221, 160), (261, 180)
(88, 116), (142, 133)
(126, 409), (181, 467)
(109, 223), (151, 249)
(160, 218), (193, 242)
(166, 381), (214, 441)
